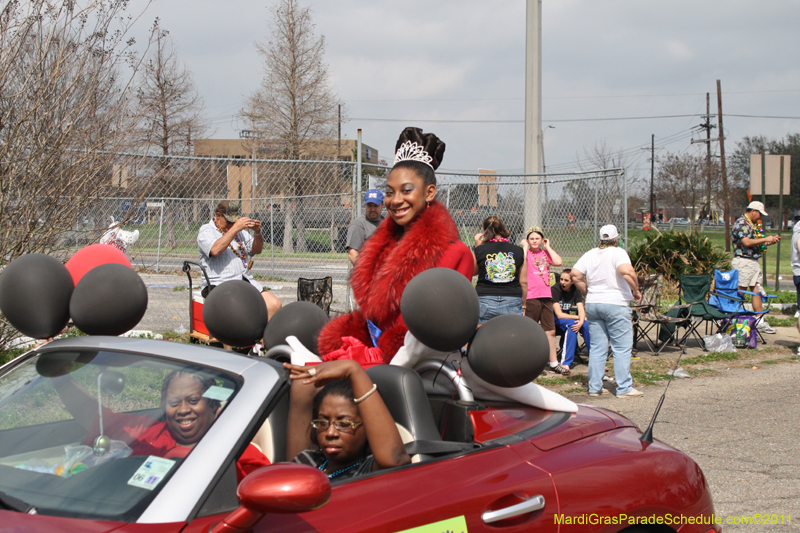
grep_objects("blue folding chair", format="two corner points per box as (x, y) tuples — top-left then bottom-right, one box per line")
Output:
(708, 269), (776, 345)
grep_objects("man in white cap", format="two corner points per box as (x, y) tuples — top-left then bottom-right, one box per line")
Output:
(346, 189), (385, 265)
(571, 225), (643, 398)
(731, 201), (780, 333)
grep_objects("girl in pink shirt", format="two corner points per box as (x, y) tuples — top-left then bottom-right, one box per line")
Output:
(522, 226), (565, 374)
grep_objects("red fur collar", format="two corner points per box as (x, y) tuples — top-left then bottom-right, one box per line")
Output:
(350, 200), (460, 328)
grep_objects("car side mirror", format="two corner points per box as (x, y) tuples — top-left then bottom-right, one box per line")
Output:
(211, 463), (330, 533)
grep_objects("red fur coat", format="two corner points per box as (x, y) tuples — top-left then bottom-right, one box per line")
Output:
(317, 200), (473, 364)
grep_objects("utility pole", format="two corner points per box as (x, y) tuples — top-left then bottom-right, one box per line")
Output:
(650, 134), (655, 220)
(337, 104), (341, 159)
(523, 0), (542, 231)
(691, 93), (717, 222)
(717, 80), (731, 252)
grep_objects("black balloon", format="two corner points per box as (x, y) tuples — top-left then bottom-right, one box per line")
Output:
(70, 264), (148, 336)
(400, 268), (479, 352)
(467, 314), (549, 388)
(263, 301), (328, 355)
(203, 280), (268, 347)
(0, 254), (74, 339)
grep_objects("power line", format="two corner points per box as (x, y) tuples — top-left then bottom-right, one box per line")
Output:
(348, 114), (704, 124)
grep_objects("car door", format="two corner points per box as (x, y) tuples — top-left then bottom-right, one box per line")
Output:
(260, 442), (556, 533)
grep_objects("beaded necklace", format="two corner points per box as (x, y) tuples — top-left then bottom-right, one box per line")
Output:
(318, 457), (365, 479)
(214, 219), (248, 267)
(742, 213), (768, 251)
(528, 248), (550, 285)
(487, 237), (509, 243)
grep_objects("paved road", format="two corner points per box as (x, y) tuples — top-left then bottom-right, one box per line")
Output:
(580, 359), (800, 532)
(131, 254), (353, 283)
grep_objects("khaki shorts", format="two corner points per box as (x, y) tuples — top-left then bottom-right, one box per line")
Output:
(732, 256), (762, 288)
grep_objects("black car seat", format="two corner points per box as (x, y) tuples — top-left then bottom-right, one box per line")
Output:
(365, 365), (473, 462)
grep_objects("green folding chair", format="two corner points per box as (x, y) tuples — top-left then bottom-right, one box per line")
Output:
(677, 273), (737, 350)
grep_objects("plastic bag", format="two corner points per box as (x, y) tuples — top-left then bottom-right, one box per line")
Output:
(703, 333), (737, 353)
(61, 440), (132, 477)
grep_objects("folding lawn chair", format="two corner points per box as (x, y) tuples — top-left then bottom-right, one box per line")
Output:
(708, 269), (776, 345)
(297, 276), (333, 315)
(632, 274), (692, 355)
(676, 273), (737, 350)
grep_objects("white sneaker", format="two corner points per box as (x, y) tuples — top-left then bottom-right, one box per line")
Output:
(794, 310), (800, 319)
(757, 322), (777, 334)
(617, 388), (644, 398)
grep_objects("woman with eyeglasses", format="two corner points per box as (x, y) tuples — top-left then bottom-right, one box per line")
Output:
(283, 360), (410, 480)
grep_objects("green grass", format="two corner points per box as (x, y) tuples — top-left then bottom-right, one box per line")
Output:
(536, 377), (570, 386)
(681, 351), (740, 365)
(765, 316), (798, 327)
(630, 369), (668, 385)
(762, 359), (781, 365)
(564, 387), (586, 394)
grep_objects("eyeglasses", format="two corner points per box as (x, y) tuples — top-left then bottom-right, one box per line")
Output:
(311, 419), (363, 432)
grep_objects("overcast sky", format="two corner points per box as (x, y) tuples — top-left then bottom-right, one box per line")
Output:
(125, 0), (800, 189)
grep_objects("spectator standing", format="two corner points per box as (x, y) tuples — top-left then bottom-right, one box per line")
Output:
(472, 216), (527, 323)
(521, 226), (565, 374)
(346, 189), (385, 265)
(571, 225), (642, 398)
(791, 215), (800, 322)
(731, 201), (780, 334)
(197, 200), (282, 320)
(551, 268), (590, 375)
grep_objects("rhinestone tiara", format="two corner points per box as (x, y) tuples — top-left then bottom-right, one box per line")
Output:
(393, 140), (433, 168)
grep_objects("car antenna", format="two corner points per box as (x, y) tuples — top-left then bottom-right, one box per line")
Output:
(640, 350), (687, 443)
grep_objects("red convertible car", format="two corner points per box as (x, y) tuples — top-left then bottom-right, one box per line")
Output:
(0, 336), (719, 533)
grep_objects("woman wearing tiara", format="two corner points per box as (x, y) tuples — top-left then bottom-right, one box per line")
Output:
(316, 127), (473, 367)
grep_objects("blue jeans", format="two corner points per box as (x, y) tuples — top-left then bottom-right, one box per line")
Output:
(794, 275), (800, 310)
(555, 317), (590, 367)
(585, 303), (634, 395)
(478, 296), (523, 324)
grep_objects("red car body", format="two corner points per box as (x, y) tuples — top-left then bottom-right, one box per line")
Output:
(0, 338), (719, 533)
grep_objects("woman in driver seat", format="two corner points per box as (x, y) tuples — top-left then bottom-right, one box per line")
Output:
(54, 369), (221, 459)
(284, 360), (410, 480)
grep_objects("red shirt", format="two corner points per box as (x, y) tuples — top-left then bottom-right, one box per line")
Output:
(87, 408), (192, 459)
(88, 407), (271, 480)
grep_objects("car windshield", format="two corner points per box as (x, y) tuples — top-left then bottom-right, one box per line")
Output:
(0, 348), (241, 521)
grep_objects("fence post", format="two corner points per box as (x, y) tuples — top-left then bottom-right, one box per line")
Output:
(446, 183), (451, 209)
(270, 198), (274, 279)
(156, 200), (164, 273)
(623, 168), (628, 246)
(593, 184), (599, 248)
(356, 130), (363, 219)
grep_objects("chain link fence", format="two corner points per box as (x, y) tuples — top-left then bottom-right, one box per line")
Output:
(58, 154), (626, 334)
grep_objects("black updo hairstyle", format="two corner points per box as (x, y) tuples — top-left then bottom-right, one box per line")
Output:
(392, 127), (446, 187)
(312, 378), (355, 417)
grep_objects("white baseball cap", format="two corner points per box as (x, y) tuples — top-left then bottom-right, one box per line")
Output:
(746, 201), (768, 216)
(599, 224), (619, 240)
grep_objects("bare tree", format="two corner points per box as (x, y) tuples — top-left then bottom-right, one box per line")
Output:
(134, 19), (206, 160)
(654, 152), (720, 227)
(244, 0), (341, 253)
(574, 140), (641, 222)
(133, 19), (207, 248)
(0, 0), (147, 346)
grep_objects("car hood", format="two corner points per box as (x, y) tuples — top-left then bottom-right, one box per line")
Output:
(529, 404), (638, 451)
(0, 511), (125, 532)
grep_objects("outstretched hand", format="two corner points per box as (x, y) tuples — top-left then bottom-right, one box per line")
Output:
(283, 359), (360, 387)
